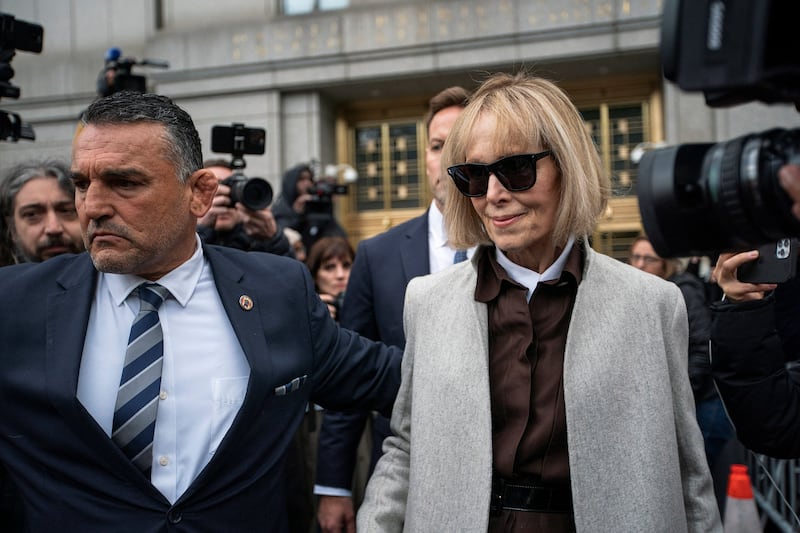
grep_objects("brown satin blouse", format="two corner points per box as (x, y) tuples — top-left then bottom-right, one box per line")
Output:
(475, 243), (583, 532)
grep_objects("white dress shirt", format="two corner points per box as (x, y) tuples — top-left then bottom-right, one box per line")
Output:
(428, 201), (473, 273)
(77, 235), (251, 503)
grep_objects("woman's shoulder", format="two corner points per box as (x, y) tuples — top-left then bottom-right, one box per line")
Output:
(406, 262), (476, 303)
(411, 258), (469, 282)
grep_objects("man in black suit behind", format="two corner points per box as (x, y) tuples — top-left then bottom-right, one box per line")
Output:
(314, 86), (470, 532)
(0, 91), (400, 532)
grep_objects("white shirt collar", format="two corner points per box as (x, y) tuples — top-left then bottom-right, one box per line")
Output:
(427, 201), (449, 249)
(495, 236), (576, 302)
(104, 234), (206, 308)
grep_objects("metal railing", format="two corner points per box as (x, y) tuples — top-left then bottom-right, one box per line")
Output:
(746, 453), (800, 532)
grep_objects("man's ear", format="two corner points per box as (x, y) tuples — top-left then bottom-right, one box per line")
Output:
(188, 169), (218, 218)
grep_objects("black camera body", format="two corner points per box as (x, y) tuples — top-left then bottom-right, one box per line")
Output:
(0, 13), (42, 55)
(221, 174), (273, 211)
(0, 12), (43, 142)
(211, 123), (272, 211)
(638, 0), (800, 258)
(306, 181), (348, 213)
(661, 0), (800, 108)
(96, 48), (168, 98)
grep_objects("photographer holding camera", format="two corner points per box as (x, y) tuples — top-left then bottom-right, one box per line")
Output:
(196, 159), (293, 257)
(635, 0), (800, 460)
(95, 47), (168, 98)
(708, 163), (800, 459)
(272, 163), (347, 252)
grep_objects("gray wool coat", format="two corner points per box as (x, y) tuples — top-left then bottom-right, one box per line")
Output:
(357, 245), (722, 532)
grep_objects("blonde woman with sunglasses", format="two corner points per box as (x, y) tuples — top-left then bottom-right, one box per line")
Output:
(358, 72), (720, 532)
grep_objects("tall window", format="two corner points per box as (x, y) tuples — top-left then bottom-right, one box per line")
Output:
(282, 0), (349, 15)
(581, 102), (649, 197)
(352, 121), (423, 212)
(581, 99), (653, 261)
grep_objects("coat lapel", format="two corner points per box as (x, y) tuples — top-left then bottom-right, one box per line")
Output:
(177, 246), (273, 502)
(46, 254), (168, 500)
(399, 213), (430, 281)
(45, 254), (95, 416)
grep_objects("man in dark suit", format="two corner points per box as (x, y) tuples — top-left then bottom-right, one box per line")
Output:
(314, 86), (469, 533)
(0, 91), (400, 532)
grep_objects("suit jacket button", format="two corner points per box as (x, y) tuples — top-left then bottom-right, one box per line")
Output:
(167, 508), (182, 524)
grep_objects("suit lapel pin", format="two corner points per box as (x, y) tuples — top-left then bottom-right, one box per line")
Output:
(239, 295), (254, 311)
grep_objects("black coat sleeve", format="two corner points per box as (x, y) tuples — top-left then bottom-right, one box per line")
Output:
(775, 276), (800, 360)
(197, 225), (294, 257)
(672, 273), (714, 400)
(315, 240), (378, 491)
(710, 294), (800, 458)
(248, 229), (293, 257)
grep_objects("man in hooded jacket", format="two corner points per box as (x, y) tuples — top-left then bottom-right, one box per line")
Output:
(272, 163), (347, 252)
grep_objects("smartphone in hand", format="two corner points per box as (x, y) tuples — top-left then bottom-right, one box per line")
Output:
(737, 238), (798, 284)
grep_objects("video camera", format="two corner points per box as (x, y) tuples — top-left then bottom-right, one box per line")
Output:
(637, 0), (800, 258)
(305, 159), (350, 217)
(211, 123), (273, 211)
(0, 13), (43, 142)
(96, 47), (169, 97)
(306, 180), (348, 213)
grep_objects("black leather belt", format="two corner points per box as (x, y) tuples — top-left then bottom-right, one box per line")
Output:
(490, 477), (573, 515)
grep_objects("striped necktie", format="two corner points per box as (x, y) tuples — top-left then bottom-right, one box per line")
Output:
(112, 283), (170, 474)
(453, 249), (468, 264)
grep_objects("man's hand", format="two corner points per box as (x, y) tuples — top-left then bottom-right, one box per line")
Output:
(293, 192), (313, 214)
(317, 495), (355, 533)
(712, 251), (778, 302)
(779, 164), (800, 220)
(237, 205), (278, 240)
(197, 182), (235, 228)
(318, 292), (339, 321)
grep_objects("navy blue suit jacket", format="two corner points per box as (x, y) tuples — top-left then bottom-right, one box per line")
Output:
(0, 245), (400, 532)
(316, 213), (429, 491)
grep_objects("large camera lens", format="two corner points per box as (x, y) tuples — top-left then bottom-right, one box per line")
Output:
(223, 176), (273, 211)
(637, 128), (800, 257)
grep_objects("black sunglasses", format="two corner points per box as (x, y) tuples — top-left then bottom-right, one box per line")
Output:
(447, 150), (552, 197)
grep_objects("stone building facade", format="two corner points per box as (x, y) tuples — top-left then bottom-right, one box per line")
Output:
(1, 0), (795, 255)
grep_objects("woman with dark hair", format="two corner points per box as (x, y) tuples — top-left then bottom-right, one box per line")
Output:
(305, 236), (355, 322)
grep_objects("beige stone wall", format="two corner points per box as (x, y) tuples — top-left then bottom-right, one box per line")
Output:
(1, 0), (794, 196)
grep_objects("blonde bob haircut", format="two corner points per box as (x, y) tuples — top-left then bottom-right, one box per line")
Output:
(443, 72), (609, 250)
